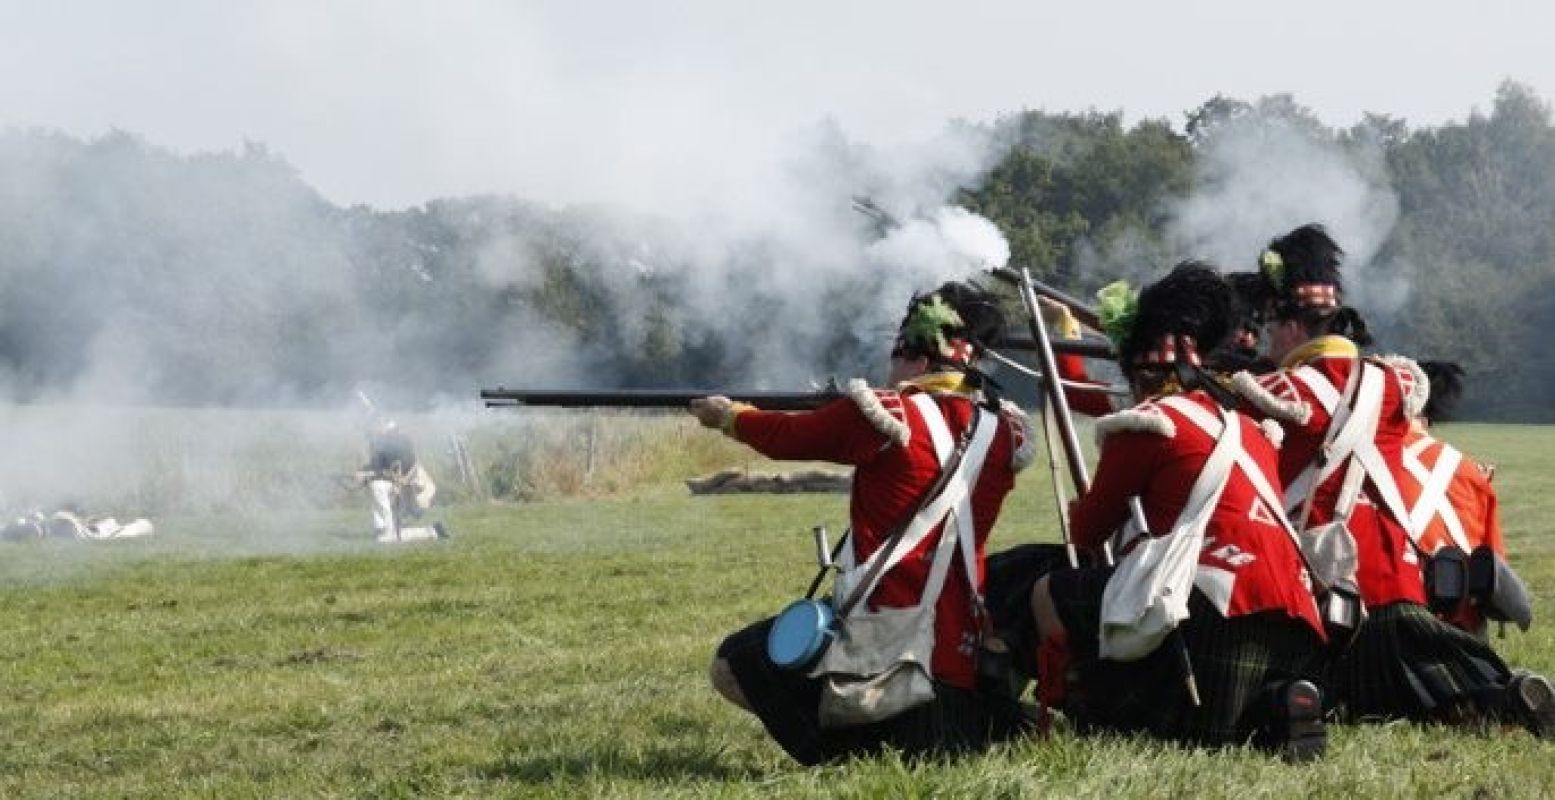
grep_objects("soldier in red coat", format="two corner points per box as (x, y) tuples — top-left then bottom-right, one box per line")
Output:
(1400, 361), (1510, 636)
(1404, 362), (1505, 558)
(1026, 263), (1329, 759)
(690, 282), (1037, 765)
(1229, 224), (1553, 736)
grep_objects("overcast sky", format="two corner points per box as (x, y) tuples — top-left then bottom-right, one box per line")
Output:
(1, 1), (1548, 211)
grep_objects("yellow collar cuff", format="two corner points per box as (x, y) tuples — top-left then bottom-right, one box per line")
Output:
(900, 371), (972, 394)
(1280, 335), (1358, 369)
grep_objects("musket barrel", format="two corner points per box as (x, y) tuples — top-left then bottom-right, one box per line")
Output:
(1002, 267), (1094, 494)
(1001, 336), (1115, 360)
(480, 388), (840, 410)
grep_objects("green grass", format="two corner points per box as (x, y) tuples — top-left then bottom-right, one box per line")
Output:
(1, 422), (1553, 798)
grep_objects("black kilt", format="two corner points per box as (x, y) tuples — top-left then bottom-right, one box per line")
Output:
(984, 543), (1075, 680)
(1046, 566), (1324, 748)
(716, 617), (1031, 766)
(1323, 601), (1511, 723)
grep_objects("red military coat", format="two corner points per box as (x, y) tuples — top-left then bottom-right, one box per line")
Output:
(729, 373), (1034, 689)
(1069, 390), (1324, 635)
(1056, 352), (1119, 418)
(1231, 337), (1427, 607)
(1400, 429), (1505, 558)
(1401, 428), (1506, 632)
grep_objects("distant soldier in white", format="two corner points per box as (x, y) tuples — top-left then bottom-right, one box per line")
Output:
(358, 418), (449, 543)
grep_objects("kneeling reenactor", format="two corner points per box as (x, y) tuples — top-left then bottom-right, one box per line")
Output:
(690, 282), (1037, 765)
(1029, 263), (1328, 760)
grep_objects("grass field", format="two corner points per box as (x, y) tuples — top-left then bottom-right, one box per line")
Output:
(2, 420), (1554, 798)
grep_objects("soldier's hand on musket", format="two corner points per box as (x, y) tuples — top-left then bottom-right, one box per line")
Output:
(1037, 296), (1082, 340)
(689, 395), (734, 428)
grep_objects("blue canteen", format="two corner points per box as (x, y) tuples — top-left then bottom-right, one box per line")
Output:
(767, 598), (836, 670)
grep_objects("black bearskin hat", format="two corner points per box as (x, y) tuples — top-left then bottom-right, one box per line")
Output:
(1258, 223), (1374, 346)
(1419, 360), (1465, 423)
(1260, 223), (1345, 314)
(1118, 261), (1235, 379)
(1204, 270), (1278, 374)
(892, 281), (1006, 367)
(1226, 271), (1274, 334)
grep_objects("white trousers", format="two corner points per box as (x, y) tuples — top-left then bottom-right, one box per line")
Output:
(367, 479), (439, 542)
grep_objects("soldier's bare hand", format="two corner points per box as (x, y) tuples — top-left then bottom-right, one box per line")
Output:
(689, 396), (733, 428)
(1037, 296), (1080, 339)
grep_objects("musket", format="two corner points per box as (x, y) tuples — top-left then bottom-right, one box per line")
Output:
(481, 386), (843, 410)
(991, 266), (1096, 500)
(1000, 336), (1114, 360)
(1026, 280), (1102, 332)
(481, 331), (1113, 411)
(992, 267), (1159, 564)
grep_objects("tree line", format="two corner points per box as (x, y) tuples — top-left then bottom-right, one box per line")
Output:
(960, 82), (1555, 420)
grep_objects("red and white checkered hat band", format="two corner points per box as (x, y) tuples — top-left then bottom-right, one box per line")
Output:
(891, 336), (977, 366)
(1135, 335), (1199, 367)
(1293, 283), (1339, 309)
(943, 338), (976, 366)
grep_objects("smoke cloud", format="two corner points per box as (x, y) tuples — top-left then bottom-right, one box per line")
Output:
(1169, 117), (1406, 317)
(462, 119), (1013, 390)
(1074, 108), (1408, 326)
(0, 114), (1012, 530)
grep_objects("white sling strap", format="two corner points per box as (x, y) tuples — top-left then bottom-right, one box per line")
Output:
(840, 394), (997, 612)
(1284, 361), (1369, 514)
(1350, 424), (1425, 556)
(1162, 396), (1316, 611)
(1402, 438), (1471, 553)
(912, 394), (993, 604)
(1287, 360), (1425, 555)
(1163, 397), (1303, 543)
(1295, 365), (1343, 415)
(1331, 366), (1422, 548)
(1328, 365), (1386, 522)
(1284, 364), (1353, 512)
(1167, 405), (1240, 544)
(1098, 397), (1238, 659)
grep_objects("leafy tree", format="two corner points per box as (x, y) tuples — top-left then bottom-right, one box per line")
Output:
(959, 110), (1192, 282)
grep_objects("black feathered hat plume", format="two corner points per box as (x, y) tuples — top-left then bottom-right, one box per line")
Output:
(892, 280), (1006, 367)
(1208, 271), (1278, 374)
(1227, 271), (1274, 332)
(1259, 223), (1373, 346)
(1260, 223), (1344, 311)
(1419, 360), (1466, 424)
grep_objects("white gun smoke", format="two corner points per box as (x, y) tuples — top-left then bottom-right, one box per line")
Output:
(1076, 111), (1409, 327)
(0, 119), (1012, 544)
